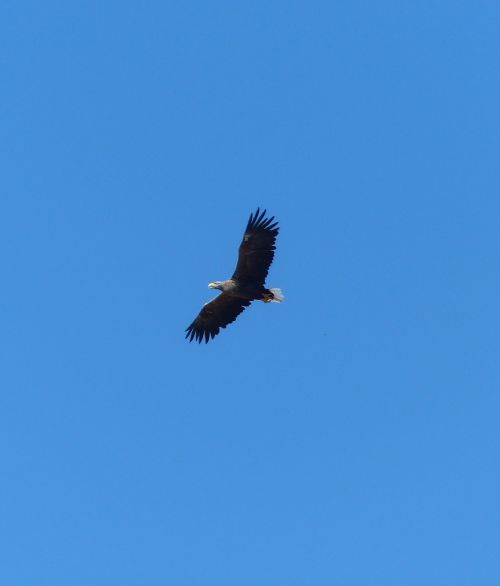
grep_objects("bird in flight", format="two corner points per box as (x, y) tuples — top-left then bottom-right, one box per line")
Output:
(185, 208), (283, 343)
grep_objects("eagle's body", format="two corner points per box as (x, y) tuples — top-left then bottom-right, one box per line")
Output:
(185, 208), (283, 343)
(209, 279), (271, 300)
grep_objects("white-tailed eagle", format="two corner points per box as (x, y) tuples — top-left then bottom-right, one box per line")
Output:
(185, 208), (283, 343)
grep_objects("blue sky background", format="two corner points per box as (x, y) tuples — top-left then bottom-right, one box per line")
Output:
(1, 1), (499, 584)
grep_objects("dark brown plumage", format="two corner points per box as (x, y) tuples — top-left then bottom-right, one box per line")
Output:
(185, 208), (283, 343)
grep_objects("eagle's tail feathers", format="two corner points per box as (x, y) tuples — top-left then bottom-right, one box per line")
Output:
(270, 288), (284, 303)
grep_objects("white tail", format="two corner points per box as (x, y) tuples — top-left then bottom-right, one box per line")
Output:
(270, 288), (284, 303)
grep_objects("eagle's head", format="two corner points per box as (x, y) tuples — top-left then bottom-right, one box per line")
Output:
(208, 281), (223, 290)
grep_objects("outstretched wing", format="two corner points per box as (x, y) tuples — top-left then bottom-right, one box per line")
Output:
(185, 294), (251, 343)
(231, 208), (279, 286)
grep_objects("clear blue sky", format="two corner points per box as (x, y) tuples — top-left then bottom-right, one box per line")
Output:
(1, 1), (499, 584)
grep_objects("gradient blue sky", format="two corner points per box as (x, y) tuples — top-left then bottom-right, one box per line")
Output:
(2, 1), (499, 584)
